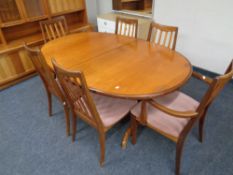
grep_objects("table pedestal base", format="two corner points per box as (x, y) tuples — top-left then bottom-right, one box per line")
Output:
(121, 127), (132, 149)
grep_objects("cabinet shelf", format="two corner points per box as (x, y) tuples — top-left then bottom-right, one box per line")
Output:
(0, 16), (50, 28)
(122, 0), (140, 2)
(51, 8), (85, 17)
(0, 22), (91, 54)
(27, 15), (49, 22)
(0, 33), (43, 54)
(113, 0), (153, 11)
(1, 20), (26, 28)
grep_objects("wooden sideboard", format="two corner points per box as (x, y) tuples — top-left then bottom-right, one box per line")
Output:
(0, 0), (90, 90)
(97, 12), (152, 40)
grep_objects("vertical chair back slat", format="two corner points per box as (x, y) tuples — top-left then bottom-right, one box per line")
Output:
(115, 17), (138, 38)
(52, 60), (104, 128)
(40, 16), (68, 43)
(148, 22), (178, 50)
(58, 21), (66, 35)
(54, 23), (61, 37)
(49, 24), (57, 39)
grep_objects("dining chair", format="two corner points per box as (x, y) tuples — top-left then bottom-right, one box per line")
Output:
(115, 17), (138, 38)
(130, 60), (233, 175)
(147, 22), (178, 50)
(52, 59), (136, 166)
(40, 16), (68, 43)
(24, 44), (70, 136)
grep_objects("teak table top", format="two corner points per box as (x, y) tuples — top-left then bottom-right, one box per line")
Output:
(42, 32), (192, 99)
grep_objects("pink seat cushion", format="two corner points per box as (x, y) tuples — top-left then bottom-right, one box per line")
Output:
(131, 91), (199, 138)
(92, 93), (136, 128)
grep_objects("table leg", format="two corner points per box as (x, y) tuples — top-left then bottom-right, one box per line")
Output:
(121, 127), (132, 149)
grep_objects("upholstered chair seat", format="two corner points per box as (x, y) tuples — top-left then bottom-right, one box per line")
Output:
(91, 93), (136, 128)
(74, 93), (136, 128)
(131, 91), (199, 138)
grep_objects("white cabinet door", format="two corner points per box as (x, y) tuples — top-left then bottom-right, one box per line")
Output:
(97, 18), (116, 34)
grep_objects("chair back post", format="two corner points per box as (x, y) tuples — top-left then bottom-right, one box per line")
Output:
(115, 17), (138, 38)
(24, 44), (65, 100)
(40, 16), (68, 43)
(147, 22), (178, 50)
(51, 59), (105, 131)
(224, 59), (233, 74)
(198, 60), (233, 115)
(24, 44), (54, 85)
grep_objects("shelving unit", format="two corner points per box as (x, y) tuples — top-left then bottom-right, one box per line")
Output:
(113, 0), (153, 11)
(0, 0), (90, 90)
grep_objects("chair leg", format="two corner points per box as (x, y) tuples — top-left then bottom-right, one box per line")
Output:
(72, 112), (77, 142)
(199, 116), (205, 143)
(199, 110), (208, 143)
(46, 90), (52, 116)
(63, 105), (70, 137)
(131, 116), (138, 145)
(175, 138), (185, 175)
(99, 132), (106, 166)
(175, 119), (196, 175)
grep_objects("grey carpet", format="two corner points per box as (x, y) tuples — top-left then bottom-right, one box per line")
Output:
(1, 73), (233, 175)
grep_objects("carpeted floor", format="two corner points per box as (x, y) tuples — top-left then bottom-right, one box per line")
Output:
(1, 71), (233, 175)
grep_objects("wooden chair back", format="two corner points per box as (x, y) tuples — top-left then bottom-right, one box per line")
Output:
(198, 60), (233, 114)
(24, 44), (61, 97)
(147, 22), (178, 50)
(52, 59), (104, 129)
(115, 17), (138, 38)
(40, 16), (68, 43)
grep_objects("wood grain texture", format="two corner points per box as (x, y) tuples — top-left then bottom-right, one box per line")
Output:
(42, 32), (192, 99)
(0, 0), (21, 22)
(40, 16), (69, 43)
(0, 49), (35, 88)
(0, 0), (88, 90)
(23, 0), (45, 18)
(48, 0), (84, 14)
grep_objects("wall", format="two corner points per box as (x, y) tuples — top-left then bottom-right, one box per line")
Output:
(86, 0), (112, 24)
(94, 0), (232, 73)
(96, 0), (113, 14)
(153, 0), (233, 74)
(86, 0), (98, 24)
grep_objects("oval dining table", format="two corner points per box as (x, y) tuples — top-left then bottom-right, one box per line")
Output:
(41, 32), (193, 147)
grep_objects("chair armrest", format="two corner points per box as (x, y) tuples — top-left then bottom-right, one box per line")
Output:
(192, 71), (213, 85)
(148, 100), (199, 119)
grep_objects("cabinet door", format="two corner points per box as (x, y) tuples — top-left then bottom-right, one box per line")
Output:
(0, 0), (23, 24)
(48, 0), (84, 15)
(0, 49), (35, 88)
(23, 0), (47, 20)
(97, 18), (116, 34)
